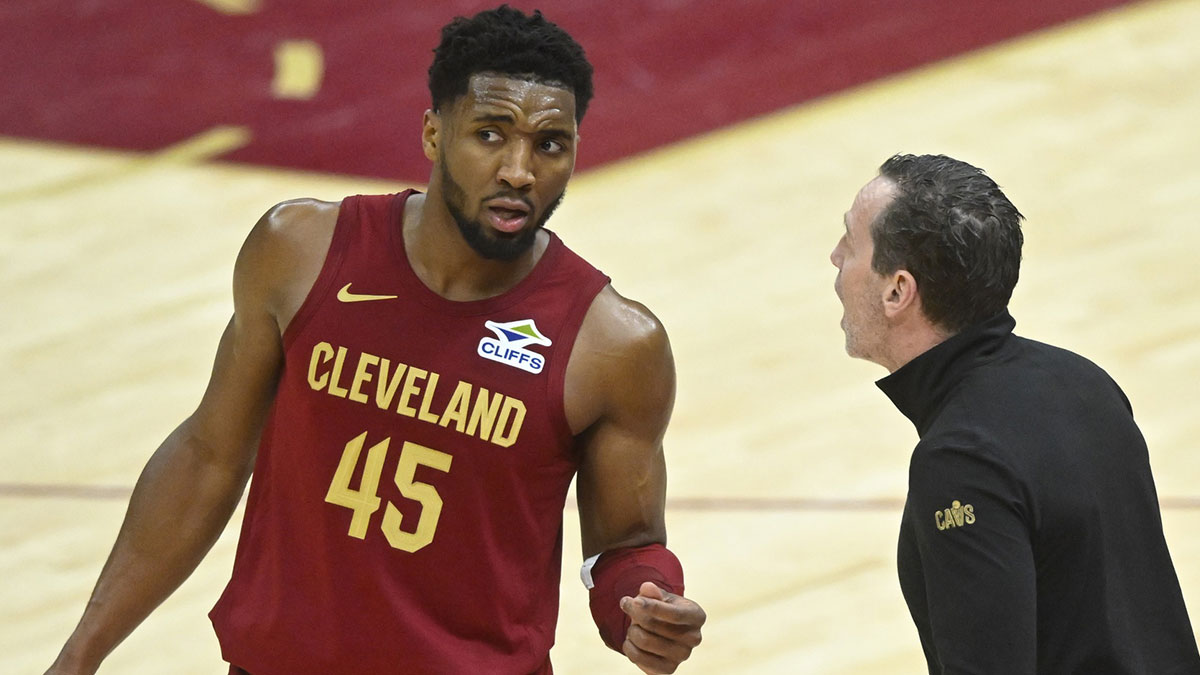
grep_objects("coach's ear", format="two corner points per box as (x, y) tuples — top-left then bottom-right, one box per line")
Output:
(422, 109), (441, 162)
(883, 269), (920, 319)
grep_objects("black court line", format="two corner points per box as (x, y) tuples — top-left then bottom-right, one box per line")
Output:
(2, 483), (1199, 512)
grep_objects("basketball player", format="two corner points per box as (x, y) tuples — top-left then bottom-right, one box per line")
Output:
(47, 7), (704, 674)
(832, 154), (1200, 672)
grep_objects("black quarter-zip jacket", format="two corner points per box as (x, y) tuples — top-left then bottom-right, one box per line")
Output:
(877, 311), (1199, 674)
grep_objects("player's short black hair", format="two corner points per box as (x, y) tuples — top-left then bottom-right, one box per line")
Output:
(428, 5), (594, 124)
(872, 154), (1025, 333)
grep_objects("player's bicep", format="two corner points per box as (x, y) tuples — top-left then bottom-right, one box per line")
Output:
(574, 297), (676, 558)
(185, 210), (290, 468)
(908, 442), (1036, 672)
(189, 314), (281, 454)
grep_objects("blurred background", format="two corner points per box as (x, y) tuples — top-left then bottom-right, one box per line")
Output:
(3, 0), (1198, 672)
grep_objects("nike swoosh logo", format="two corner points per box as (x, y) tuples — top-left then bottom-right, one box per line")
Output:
(337, 283), (398, 303)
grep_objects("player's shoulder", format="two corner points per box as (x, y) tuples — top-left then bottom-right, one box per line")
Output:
(255, 197), (341, 239)
(239, 198), (339, 262)
(583, 285), (670, 355)
(565, 285), (675, 432)
(571, 281), (676, 379)
(233, 198), (343, 311)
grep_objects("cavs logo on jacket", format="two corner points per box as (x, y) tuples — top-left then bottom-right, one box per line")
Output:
(477, 319), (552, 374)
(934, 500), (976, 531)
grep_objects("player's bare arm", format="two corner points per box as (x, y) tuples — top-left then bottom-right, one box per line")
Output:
(566, 286), (705, 674)
(47, 200), (336, 675)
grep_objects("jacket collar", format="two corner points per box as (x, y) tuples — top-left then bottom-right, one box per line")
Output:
(875, 310), (1016, 435)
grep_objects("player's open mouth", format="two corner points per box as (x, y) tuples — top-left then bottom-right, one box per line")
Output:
(484, 199), (531, 233)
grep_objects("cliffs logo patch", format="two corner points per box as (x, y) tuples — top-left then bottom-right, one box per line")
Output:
(477, 319), (552, 374)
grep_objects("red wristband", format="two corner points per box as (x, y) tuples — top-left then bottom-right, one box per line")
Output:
(585, 543), (685, 653)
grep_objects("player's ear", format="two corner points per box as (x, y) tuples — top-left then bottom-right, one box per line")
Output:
(883, 270), (919, 318)
(422, 109), (441, 161)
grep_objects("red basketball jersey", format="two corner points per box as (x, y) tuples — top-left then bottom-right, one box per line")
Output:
(210, 192), (610, 674)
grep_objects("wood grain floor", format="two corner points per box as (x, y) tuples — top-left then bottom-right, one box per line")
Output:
(3, 0), (1199, 672)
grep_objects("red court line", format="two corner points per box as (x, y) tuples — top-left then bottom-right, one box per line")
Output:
(3, 483), (1198, 511)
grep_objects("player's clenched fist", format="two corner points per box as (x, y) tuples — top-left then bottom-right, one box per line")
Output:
(620, 581), (705, 674)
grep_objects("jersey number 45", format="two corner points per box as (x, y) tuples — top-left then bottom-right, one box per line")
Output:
(324, 431), (453, 552)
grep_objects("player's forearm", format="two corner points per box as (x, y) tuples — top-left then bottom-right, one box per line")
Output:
(53, 422), (253, 671)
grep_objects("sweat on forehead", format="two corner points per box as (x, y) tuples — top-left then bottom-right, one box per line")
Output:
(455, 74), (577, 120)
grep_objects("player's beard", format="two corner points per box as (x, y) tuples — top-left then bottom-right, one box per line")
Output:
(440, 162), (565, 261)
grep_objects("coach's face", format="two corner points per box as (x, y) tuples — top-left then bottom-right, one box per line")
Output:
(424, 73), (578, 260)
(831, 175), (898, 363)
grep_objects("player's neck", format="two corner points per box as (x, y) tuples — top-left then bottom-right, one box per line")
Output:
(403, 191), (547, 302)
